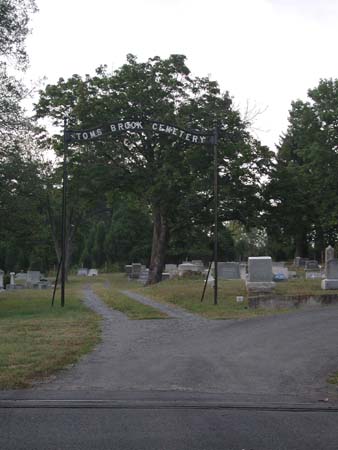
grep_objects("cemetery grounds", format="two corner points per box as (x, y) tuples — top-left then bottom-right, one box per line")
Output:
(1, 272), (338, 390)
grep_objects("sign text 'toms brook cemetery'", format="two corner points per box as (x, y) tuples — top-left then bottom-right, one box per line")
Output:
(66, 119), (213, 145)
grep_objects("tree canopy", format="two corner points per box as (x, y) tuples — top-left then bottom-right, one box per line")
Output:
(35, 54), (273, 282)
(266, 78), (338, 258)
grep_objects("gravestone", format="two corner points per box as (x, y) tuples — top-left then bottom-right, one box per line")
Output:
(191, 260), (204, 271)
(218, 262), (240, 279)
(305, 260), (319, 270)
(15, 272), (27, 281)
(165, 264), (178, 278)
(294, 257), (309, 267)
(77, 268), (89, 276)
(248, 257), (273, 282)
(26, 271), (41, 287)
(326, 258), (338, 278)
(322, 258), (338, 289)
(0, 270), (4, 290)
(240, 263), (247, 280)
(130, 263), (142, 279)
(325, 245), (335, 264)
(178, 262), (199, 276)
(305, 272), (323, 279)
(125, 265), (132, 277)
(246, 257), (275, 293)
(88, 269), (98, 276)
(138, 268), (149, 285)
(272, 261), (285, 268)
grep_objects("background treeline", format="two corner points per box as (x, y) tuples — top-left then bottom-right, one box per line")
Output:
(2, 1), (338, 276)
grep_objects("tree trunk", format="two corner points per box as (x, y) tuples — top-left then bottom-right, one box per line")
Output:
(147, 207), (168, 285)
(295, 230), (308, 257)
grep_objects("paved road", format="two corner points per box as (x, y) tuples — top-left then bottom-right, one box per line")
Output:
(2, 403), (338, 450)
(2, 287), (338, 449)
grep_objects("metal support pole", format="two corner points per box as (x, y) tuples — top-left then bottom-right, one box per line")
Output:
(213, 127), (218, 305)
(200, 260), (212, 303)
(60, 117), (68, 307)
(51, 257), (62, 307)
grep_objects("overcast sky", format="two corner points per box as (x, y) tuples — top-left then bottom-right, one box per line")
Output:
(24, 0), (338, 150)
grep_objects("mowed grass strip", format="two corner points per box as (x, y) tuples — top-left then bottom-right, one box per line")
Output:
(132, 277), (285, 319)
(91, 274), (168, 319)
(133, 274), (338, 319)
(0, 285), (100, 389)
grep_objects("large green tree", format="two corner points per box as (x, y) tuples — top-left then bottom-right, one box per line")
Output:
(266, 79), (338, 258)
(36, 54), (273, 283)
(0, 0), (49, 273)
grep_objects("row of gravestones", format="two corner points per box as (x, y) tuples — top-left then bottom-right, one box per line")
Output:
(125, 261), (247, 284)
(246, 246), (338, 292)
(0, 270), (50, 290)
(125, 260), (291, 284)
(77, 268), (99, 276)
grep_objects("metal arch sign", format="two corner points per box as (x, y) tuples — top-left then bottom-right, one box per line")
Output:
(65, 119), (214, 145)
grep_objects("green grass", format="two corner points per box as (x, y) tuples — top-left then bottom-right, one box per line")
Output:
(132, 277), (288, 319)
(129, 275), (338, 319)
(0, 282), (100, 389)
(328, 372), (338, 385)
(90, 274), (168, 319)
(275, 278), (338, 296)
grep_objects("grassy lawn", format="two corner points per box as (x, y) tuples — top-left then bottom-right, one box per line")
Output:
(89, 274), (168, 319)
(0, 282), (100, 389)
(126, 275), (338, 320)
(131, 277), (287, 319)
(275, 278), (338, 296)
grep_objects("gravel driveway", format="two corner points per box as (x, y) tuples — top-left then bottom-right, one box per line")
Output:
(3, 287), (338, 404)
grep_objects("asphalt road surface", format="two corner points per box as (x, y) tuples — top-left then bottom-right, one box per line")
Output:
(1, 287), (338, 449)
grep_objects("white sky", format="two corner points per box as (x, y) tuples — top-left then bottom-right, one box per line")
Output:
(24, 0), (338, 150)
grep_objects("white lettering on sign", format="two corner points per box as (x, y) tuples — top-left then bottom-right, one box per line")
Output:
(69, 120), (209, 144)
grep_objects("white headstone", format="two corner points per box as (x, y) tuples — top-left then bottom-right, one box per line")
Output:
(77, 268), (89, 276)
(321, 258), (338, 289)
(27, 271), (41, 286)
(87, 269), (98, 276)
(178, 262), (199, 276)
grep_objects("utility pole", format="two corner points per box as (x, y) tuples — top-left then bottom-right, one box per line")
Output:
(213, 126), (218, 305)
